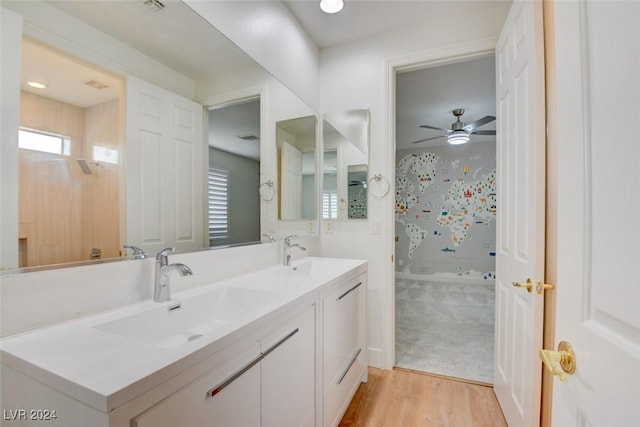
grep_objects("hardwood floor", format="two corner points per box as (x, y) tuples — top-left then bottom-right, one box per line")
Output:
(339, 368), (507, 427)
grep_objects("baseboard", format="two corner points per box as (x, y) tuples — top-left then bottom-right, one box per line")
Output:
(395, 271), (493, 286)
(367, 347), (383, 369)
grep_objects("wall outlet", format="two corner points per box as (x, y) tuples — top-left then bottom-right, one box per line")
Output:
(398, 259), (403, 266)
(325, 221), (333, 234)
(307, 221), (315, 233)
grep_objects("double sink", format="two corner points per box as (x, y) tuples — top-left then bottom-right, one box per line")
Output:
(93, 257), (348, 350)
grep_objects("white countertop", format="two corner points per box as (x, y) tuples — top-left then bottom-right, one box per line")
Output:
(0, 257), (366, 413)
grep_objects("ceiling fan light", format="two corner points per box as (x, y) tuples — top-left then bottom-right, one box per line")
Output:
(320, 0), (344, 14)
(447, 132), (470, 145)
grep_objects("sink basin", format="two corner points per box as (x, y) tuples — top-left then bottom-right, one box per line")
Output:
(95, 287), (276, 349)
(233, 258), (360, 292)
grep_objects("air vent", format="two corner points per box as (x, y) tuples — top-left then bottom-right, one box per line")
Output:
(85, 80), (108, 90)
(236, 134), (259, 141)
(143, 0), (165, 11)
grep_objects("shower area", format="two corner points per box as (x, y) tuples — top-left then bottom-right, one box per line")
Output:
(394, 56), (497, 384)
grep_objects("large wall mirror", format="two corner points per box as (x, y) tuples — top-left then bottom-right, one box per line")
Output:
(322, 110), (370, 221)
(1, 0), (318, 271)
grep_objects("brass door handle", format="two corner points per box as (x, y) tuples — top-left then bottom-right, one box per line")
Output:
(512, 278), (533, 293)
(513, 278), (556, 295)
(539, 341), (576, 382)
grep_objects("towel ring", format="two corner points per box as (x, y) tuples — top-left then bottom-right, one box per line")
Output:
(368, 173), (390, 199)
(259, 180), (275, 201)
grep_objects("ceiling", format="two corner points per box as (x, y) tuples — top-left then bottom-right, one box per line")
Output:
(283, 0), (510, 49)
(15, 0), (505, 152)
(395, 55), (496, 150)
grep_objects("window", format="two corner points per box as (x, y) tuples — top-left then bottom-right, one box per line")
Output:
(93, 145), (119, 164)
(208, 167), (229, 241)
(18, 127), (71, 155)
(323, 191), (338, 219)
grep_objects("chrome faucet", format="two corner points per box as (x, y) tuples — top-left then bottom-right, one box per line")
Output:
(283, 235), (306, 266)
(123, 244), (147, 259)
(154, 247), (193, 302)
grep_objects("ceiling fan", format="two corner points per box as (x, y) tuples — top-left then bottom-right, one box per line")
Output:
(411, 108), (496, 145)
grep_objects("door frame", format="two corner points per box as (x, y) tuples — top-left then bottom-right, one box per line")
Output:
(541, 2), (558, 426)
(383, 37), (499, 369)
(383, 33), (556, 422)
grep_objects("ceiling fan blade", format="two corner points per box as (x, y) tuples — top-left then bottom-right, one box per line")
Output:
(463, 115), (496, 132)
(419, 124), (450, 132)
(470, 130), (496, 135)
(411, 135), (445, 144)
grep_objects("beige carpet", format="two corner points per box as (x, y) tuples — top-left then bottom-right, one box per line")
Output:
(395, 277), (495, 384)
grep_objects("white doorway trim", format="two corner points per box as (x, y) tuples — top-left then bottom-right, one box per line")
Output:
(382, 37), (498, 370)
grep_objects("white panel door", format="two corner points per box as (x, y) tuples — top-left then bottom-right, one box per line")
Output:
(493, 1), (546, 426)
(126, 76), (204, 255)
(280, 141), (303, 219)
(552, 1), (640, 425)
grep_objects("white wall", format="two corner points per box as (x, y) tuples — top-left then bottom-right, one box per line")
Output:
(318, 3), (510, 368)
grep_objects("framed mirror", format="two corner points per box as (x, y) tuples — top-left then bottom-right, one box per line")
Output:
(321, 109), (370, 221)
(1, 0), (318, 271)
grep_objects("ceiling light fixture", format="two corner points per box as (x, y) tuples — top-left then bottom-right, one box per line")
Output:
(320, 0), (344, 14)
(27, 81), (47, 89)
(447, 131), (470, 145)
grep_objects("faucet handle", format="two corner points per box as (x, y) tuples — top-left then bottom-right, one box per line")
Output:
(123, 244), (147, 259)
(284, 234), (297, 244)
(156, 247), (175, 263)
(262, 233), (275, 242)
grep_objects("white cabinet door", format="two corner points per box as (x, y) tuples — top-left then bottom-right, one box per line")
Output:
(552, 1), (640, 425)
(493, 1), (546, 426)
(322, 274), (366, 427)
(261, 304), (316, 427)
(125, 76), (204, 255)
(131, 343), (261, 427)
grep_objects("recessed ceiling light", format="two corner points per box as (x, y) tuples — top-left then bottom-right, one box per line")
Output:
(85, 80), (109, 90)
(27, 81), (46, 89)
(320, 0), (344, 14)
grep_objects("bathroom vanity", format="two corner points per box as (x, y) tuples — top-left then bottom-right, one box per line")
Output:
(0, 257), (367, 427)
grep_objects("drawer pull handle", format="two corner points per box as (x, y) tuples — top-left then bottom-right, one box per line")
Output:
(337, 282), (362, 301)
(206, 328), (300, 398)
(207, 353), (262, 398)
(261, 328), (299, 359)
(337, 348), (362, 385)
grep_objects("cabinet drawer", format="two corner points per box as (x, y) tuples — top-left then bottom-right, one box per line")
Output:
(132, 343), (261, 427)
(323, 276), (364, 387)
(322, 346), (365, 427)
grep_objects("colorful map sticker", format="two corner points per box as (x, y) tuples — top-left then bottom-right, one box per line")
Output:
(409, 152), (439, 193)
(395, 176), (417, 215)
(404, 222), (427, 259)
(437, 168), (496, 246)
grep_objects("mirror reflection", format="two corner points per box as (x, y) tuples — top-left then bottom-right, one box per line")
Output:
(322, 110), (370, 220)
(18, 39), (124, 268)
(276, 116), (317, 220)
(2, 0), (319, 271)
(208, 99), (261, 247)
